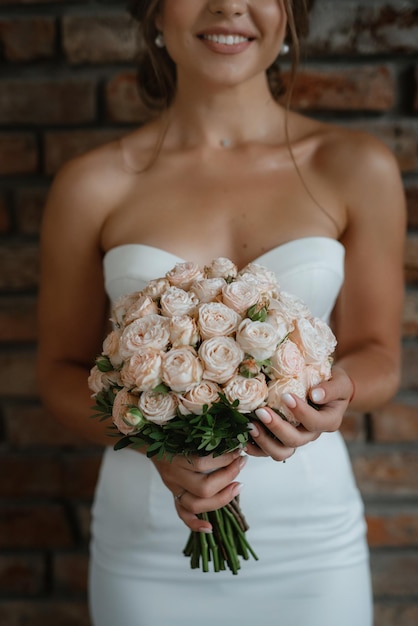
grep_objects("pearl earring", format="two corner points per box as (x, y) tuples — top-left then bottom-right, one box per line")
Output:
(155, 32), (165, 48)
(280, 43), (290, 56)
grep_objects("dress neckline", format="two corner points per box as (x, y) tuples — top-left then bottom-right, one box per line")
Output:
(103, 236), (344, 268)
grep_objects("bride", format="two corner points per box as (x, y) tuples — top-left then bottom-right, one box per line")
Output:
(37, 1), (405, 624)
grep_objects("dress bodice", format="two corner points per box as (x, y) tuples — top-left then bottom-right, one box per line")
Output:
(103, 237), (344, 321)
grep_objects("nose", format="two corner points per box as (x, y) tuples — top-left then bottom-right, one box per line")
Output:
(208, 0), (247, 16)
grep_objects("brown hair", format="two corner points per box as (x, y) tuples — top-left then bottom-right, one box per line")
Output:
(127, 0), (314, 115)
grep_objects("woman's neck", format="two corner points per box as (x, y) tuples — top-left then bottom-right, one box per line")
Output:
(163, 72), (287, 150)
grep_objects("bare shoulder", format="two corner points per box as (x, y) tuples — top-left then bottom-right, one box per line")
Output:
(307, 120), (406, 228)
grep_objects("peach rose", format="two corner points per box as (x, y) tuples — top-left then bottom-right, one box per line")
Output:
(204, 257), (238, 280)
(236, 318), (279, 361)
(268, 339), (305, 379)
(291, 317), (336, 365)
(138, 390), (178, 425)
(191, 277), (226, 303)
(112, 388), (143, 435)
(166, 261), (205, 290)
(198, 336), (244, 384)
(221, 280), (260, 316)
(169, 315), (200, 348)
(142, 277), (170, 300)
(178, 380), (222, 415)
(124, 295), (159, 326)
(266, 300), (295, 341)
(160, 286), (199, 318)
(162, 347), (203, 392)
(224, 374), (268, 413)
(102, 329), (123, 368)
(267, 377), (307, 426)
(303, 360), (333, 389)
(120, 350), (163, 392)
(88, 365), (121, 395)
(197, 302), (241, 340)
(111, 291), (142, 328)
(238, 263), (279, 298)
(119, 314), (170, 359)
(275, 290), (311, 323)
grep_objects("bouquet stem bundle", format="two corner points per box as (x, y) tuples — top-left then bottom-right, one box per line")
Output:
(184, 497), (258, 574)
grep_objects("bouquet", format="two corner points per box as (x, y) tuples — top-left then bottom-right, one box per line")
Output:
(89, 257), (336, 574)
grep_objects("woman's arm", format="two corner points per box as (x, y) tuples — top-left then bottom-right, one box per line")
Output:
(246, 130), (406, 458)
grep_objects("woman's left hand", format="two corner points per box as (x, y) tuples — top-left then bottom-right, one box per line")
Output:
(245, 366), (354, 461)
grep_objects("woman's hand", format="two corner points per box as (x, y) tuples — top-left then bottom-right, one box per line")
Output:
(152, 450), (247, 533)
(246, 366), (354, 461)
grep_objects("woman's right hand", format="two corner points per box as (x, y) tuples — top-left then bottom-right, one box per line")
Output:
(151, 450), (247, 533)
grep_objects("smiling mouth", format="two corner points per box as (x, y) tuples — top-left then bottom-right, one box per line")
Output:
(200, 34), (253, 45)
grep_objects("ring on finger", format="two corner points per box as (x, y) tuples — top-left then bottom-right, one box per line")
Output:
(174, 489), (186, 503)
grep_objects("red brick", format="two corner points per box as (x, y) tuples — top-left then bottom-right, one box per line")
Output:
(374, 604), (418, 626)
(0, 602), (90, 626)
(307, 2), (418, 56)
(0, 349), (38, 397)
(404, 234), (418, 285)
(15, 187), (48, 236)
(352, 450), (418, 496)
(4, 404), (87, 448)
(0, 243), (39, 291)
(0, 134), (38, 175)
(106, 71), (151, 123)
(54, 552), (89, 593)
(0, 78), (96, 125)
(0, 505), (73, 549)
(367, 507), (418, 547)
(340, 411), (366, 442)
(44, 129), (123, 174)
(0, 296), (37, 342)
(286, 65), (395, 112)
(371, 553), (418, 596)
(63, 454), (102, 499)
(406, 182), (418, 230)
(0, 554), (45, 595)
(63, 14), (137, 65)
(0, 17), (55, 62)
(371, 399), (418, 443)
(0, 455), (64, 497)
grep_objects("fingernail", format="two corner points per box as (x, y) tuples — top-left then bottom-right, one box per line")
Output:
(232, 482), (244, 496)
(311, 388), (325, 403)
(248, 423), (259, 437)
(198, 527), (213, 534)
(282, 393), (297, 408)
(255, 408), (272, 424)
(239, 456), (248, 470)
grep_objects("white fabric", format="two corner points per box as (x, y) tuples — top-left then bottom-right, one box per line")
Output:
(89, 237), (372, 626)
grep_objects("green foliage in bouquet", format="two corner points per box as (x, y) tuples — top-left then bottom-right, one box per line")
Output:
(91, 384), (258, 574)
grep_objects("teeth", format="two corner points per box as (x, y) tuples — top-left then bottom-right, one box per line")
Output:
(203, 34), (249, 45)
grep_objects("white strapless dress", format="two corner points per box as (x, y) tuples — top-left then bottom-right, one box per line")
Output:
(89, 238), (372, 626)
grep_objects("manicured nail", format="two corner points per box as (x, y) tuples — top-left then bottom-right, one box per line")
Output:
(198, 527), (213, 534)
(282, 393), (297, 409)
(232, 482), (244, 496)
(255, 408), (272, 424)
(239, 456), (248, 470)
(248, 423), (259, 437)
(311, 388), (325, 403)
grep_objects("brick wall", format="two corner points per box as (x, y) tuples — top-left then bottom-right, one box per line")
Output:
(0, 1), (417, 624)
